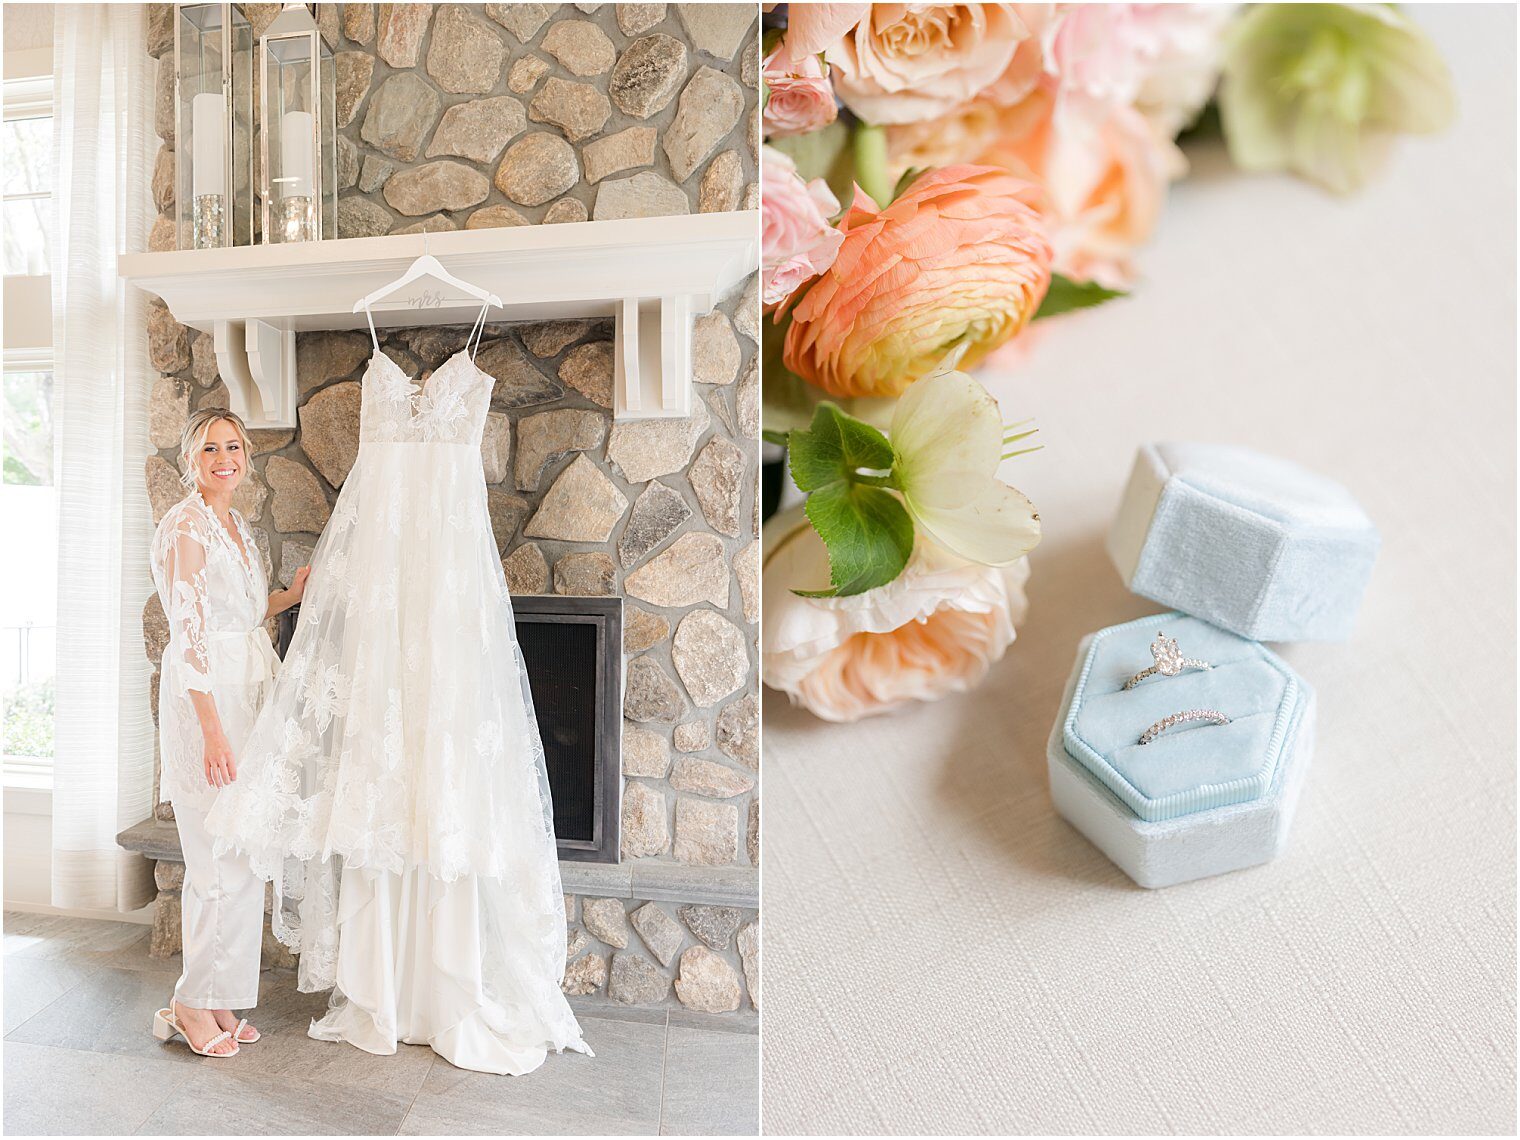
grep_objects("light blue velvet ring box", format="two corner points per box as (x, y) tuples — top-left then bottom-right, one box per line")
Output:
(1047, 614), (1316, 889)
(1106, 442), (1380, 642)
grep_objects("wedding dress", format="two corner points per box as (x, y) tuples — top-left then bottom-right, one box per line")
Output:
(205, 303), (590, 1075)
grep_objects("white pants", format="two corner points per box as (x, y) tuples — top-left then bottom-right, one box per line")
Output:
(172, 800), (264, 1010)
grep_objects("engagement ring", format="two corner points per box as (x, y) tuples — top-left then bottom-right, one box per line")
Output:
(1124, 630), (1212, 690)
(1138, 709), (1231, 746)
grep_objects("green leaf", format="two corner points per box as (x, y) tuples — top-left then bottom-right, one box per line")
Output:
(795, 481), (914, 597)
(787, 403), (894, 493)
(1033, 273), (1128, 320)
(891, 166), (925, 204)
(762, 428), (791, 447)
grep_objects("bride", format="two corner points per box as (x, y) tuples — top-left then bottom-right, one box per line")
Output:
(206, 301), (590, 1075)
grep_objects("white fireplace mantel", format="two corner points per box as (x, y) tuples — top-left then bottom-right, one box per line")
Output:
(118, 211), (758, 427)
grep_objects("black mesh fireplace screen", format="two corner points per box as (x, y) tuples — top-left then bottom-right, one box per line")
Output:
(276, 595), (624, 863)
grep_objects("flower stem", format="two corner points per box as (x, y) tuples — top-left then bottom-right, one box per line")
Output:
(851, 124), (893, 208)
(851, 472), (897, 489)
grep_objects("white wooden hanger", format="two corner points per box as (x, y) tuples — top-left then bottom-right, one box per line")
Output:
(352, 236), (501, 313)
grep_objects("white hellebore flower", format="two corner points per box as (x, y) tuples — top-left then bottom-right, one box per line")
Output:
(889, 368), (1041, 567)
(762, 506), (1031, 723)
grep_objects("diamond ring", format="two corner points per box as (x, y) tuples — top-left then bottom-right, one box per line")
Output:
(1138, 709), (1231, 746)
(1124, 630), (1212, 691)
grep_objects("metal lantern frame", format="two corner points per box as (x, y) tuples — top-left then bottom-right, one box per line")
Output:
(173, 3), (253, 249)
(258, 3), (336, 245)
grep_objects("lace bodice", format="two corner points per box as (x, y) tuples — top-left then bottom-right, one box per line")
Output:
(358, 300), (494, 446)
(360, 349), (493, 446)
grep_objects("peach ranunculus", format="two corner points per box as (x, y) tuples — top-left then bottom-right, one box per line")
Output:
(761, 146), (845, 306)
(809, 4), (1038, 125)
(762, 507), (1031, 723)
(981, 85), (1183, 289)
(778, 165), (1052, 400)
(762, 46), (838, 139)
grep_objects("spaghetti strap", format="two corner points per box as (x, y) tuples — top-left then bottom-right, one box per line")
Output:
(363, 303), (381, 353)
(466, 301), (490, 362)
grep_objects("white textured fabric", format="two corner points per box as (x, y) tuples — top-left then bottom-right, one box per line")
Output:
(205, 336), (589, 1072)
(49, 2), (156, 913)
(172, 798), (264, 1011)
(149, 490), (276, 811)
(760, 8), (1516, 1134)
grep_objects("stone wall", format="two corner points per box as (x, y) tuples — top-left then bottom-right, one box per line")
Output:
(147, 2), (760, 243)
(137, 3), (760, 1014)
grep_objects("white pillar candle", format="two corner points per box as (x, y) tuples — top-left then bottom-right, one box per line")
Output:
(280, 110), (314, 198)
(191, 92), (226, 198)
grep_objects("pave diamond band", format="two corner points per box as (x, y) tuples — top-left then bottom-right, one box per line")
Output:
(1138, 708), (1231, 746)
(1124, 630), (1212, 690)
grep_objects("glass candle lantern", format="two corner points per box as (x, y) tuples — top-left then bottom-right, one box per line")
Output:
(258, 3), (336, 244)
(173, 3), (253, 249)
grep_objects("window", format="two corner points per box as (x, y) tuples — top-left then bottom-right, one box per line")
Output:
(2, 76), (52, 277)
(2, 73), (55, 782)
(1, 352), (55, 780)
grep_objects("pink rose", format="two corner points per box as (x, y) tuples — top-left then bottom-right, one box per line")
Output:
(1131, 4), (1235, 136)
(762, 508), (1031, 723)
(1042, 3), (1154, 107)
(762, 46), (838, 139)
(1043, 4), (1232, 133)
(817, 4), (1039, 125)
(761, 146), (844, 306)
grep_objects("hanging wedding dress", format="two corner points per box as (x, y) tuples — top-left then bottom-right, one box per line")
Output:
(205, 304), (591, 1075)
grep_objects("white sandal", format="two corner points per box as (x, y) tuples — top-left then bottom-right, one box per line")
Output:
(232, 1017), (260, 1043)
(152, 1006), (240, 1057)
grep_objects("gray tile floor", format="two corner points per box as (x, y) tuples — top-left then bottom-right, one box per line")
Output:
(2, 912), (757, 1136)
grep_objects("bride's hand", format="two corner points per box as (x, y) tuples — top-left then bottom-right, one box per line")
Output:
(290, 565), (311, 602)
(203, 728), (236, 788)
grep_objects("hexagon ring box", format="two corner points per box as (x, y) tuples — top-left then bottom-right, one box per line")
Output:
(1046, 443), (1377, 888)
(1107, 442), (1379, 642)
(1047, 615), (1315, 889)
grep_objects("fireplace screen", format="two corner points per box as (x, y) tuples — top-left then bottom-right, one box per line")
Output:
(277, 594), (623, 863)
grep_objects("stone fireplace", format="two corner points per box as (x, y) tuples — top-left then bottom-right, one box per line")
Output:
(123, 2), (760, 1019)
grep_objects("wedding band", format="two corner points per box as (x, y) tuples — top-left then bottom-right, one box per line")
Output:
(1138, 709), (1230, 746)
(1124, 630), (1212, 690)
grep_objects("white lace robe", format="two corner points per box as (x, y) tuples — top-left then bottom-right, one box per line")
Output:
(150, 491), (277, 811)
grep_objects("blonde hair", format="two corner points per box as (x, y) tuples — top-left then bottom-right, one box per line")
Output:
(179, 408), (253, 490)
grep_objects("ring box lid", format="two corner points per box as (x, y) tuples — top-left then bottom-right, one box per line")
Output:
(1062, 614), (1307, 822)
(1106, 442), (1380, 642)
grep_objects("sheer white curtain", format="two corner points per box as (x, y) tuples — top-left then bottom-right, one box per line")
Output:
(50, 3), (157, 912)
